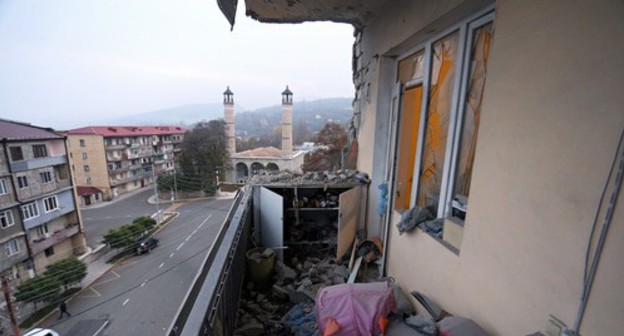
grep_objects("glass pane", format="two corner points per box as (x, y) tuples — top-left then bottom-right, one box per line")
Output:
(452, 23), (494, 217)
(397, 51), (425, 84)
(416, 31), (459, 212)
(394, 85), (423, 211)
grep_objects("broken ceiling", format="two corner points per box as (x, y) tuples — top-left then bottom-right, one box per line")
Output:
(217, 0), (389, 29)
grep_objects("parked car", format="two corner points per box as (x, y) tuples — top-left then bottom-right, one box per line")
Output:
(135, 237), (159, 255)
(24, 328), (60, 336)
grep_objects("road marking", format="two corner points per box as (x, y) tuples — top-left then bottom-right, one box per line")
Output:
(192, 229), (198, 235)
(141, 280), (147, 287)
(93, 320), (109, 336)
(197, 215), (212, 229)
(169, 253), (175, 258)
(92, 270), (120, 286)
(122, 298), (130, 306)
(185, 235), (191, 242)
(79, 287), (101, 298)
(159, 263), (164, 269)
(176, 242), (184, 250)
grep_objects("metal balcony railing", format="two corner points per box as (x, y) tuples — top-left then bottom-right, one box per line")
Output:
(167, 188), (251, 336)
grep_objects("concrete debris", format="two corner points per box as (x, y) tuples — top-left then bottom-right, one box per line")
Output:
(396, 206), (435, 235)
(234, 318), (265, 336)
(249, 169), (370, 185)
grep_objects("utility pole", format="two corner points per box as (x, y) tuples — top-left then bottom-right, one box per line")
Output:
(1, 277), (20, 336)
(152, 163), (161, 224)
(172, 168), (178, 201)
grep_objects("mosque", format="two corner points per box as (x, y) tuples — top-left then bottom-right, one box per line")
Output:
(223, 86), (305, 183)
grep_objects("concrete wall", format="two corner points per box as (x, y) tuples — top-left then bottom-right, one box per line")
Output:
(67, 135), (110, 197)
(358, 0), (624, 335)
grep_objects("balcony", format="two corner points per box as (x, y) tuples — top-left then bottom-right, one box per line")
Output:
(10, 155), (67, 173)
(108, 166), (129, 175)
(31, 224), (80, 255)
(105, 144), (126, 150)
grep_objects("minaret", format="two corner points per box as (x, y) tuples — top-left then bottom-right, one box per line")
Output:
(281, 86), (293, 158)
(223, 86), (236, 156)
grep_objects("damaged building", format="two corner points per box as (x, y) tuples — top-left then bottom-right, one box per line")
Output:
(168, 1), (624, 336)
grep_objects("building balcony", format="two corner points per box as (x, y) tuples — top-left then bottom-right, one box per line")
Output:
(108, 166), (129, 175)
(31, 224), (80, 255)
(10, 155), (67, 173)
(105, 144), (127, 150)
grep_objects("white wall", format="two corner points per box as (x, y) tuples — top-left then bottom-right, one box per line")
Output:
(359, 0), (624, 334)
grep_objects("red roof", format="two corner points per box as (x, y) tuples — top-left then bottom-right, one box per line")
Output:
(77, 186), (102, 196)
(0, 119), (63, 141)
(67, 126), (188, 137)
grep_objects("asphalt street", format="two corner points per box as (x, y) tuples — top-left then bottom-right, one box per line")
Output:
(81, 189), (161, 247)
(40, 198), (234, 336)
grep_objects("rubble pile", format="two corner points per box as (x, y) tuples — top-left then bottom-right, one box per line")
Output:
(235, 241), (384, 336)
(249, 169), (370, 185)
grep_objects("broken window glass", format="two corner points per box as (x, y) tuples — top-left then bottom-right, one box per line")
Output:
(416, 31), (459, 213)
(394, 84), (423, 211)
(451, 23), (494, 219)
(397, 51), (425, 84)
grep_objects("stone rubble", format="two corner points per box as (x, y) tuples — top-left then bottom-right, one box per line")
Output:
(249, 169), (370, 186)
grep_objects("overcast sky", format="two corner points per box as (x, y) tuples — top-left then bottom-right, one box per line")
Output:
(0, 0), (354, 129)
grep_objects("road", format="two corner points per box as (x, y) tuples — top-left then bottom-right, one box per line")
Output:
(81, 189), (160, 247)
(40, 198), (234, 336)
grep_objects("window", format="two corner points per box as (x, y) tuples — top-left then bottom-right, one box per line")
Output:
(80, 139), (85, 147)
(0, 178), (7, 195)
(0, 211), (14, 228)
(9, 147), (23, 161)
(84, 165), (90, 172)
(6, 239), (19, 256)
(32, 144), (48, 158)
(17, 175), (28, 189)
(36, 223), (49, 237)
(82, 153), (88, 160)
(40, 171), (52, 183)
(43, 196), (59, 212)
(392, 13), (495, 225)
(86, 177), (92, 184)
(21, 202), (39, 220)
(44, 246), (55, 257)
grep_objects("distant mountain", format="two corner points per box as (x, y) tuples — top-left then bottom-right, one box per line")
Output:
(236, 98), (353, 137)
(107, 103), (225, 127)
(105, 97), (353, 136)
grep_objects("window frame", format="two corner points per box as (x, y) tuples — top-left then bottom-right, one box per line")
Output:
(21, 202), (39, 220)
(32, 144), (48, 158)
(0, 210), (15, 229)
(391, 9), (494, 221)
(6, 239), (20, 256)
(0, 178), (7, 195)
(79, 139), (86, 147)
(43, 196), (59, 213)
(17, 175), (28, 189)
(9, 146), (23, 161)
(40, 171), (53, 183)
(84, 165), (90, 172)
(82, 153), (88, 160)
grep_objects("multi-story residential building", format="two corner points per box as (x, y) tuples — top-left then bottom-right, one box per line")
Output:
(66, 126), (187, 204)
(0, 119), (86, 280)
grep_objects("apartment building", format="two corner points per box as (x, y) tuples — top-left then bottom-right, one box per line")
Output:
(66, 126), (187, 204)
(0, 119), (86, 280)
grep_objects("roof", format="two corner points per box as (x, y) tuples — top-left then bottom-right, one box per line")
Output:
(67, 126), (188, 137)
(0, 118), (63, 142)
(218, 0), (386, 29)
(224, 86), (234, 95)
(234, 146), (283, 158)
(76, 186), (102, 196)
(282, 86), (293, 95)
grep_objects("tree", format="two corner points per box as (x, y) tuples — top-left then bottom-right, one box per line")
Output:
(293, 119), (311, 145)
(302, 122), (348, 172)
(103, 223), (143, 249)
(133, 216), (157, 230)
(15, 274), (61, 310)
(178, 120), (229, 194)
(44, 258), (87, 290)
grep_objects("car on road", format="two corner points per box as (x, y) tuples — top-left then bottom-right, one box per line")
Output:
(24, 328), (60, 336)
(135, 237), (159, 255)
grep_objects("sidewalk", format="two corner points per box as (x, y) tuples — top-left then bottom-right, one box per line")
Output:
(81, 186), (153, 210)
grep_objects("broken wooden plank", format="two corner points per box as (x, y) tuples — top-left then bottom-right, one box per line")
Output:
(348, 256), (363, 284)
